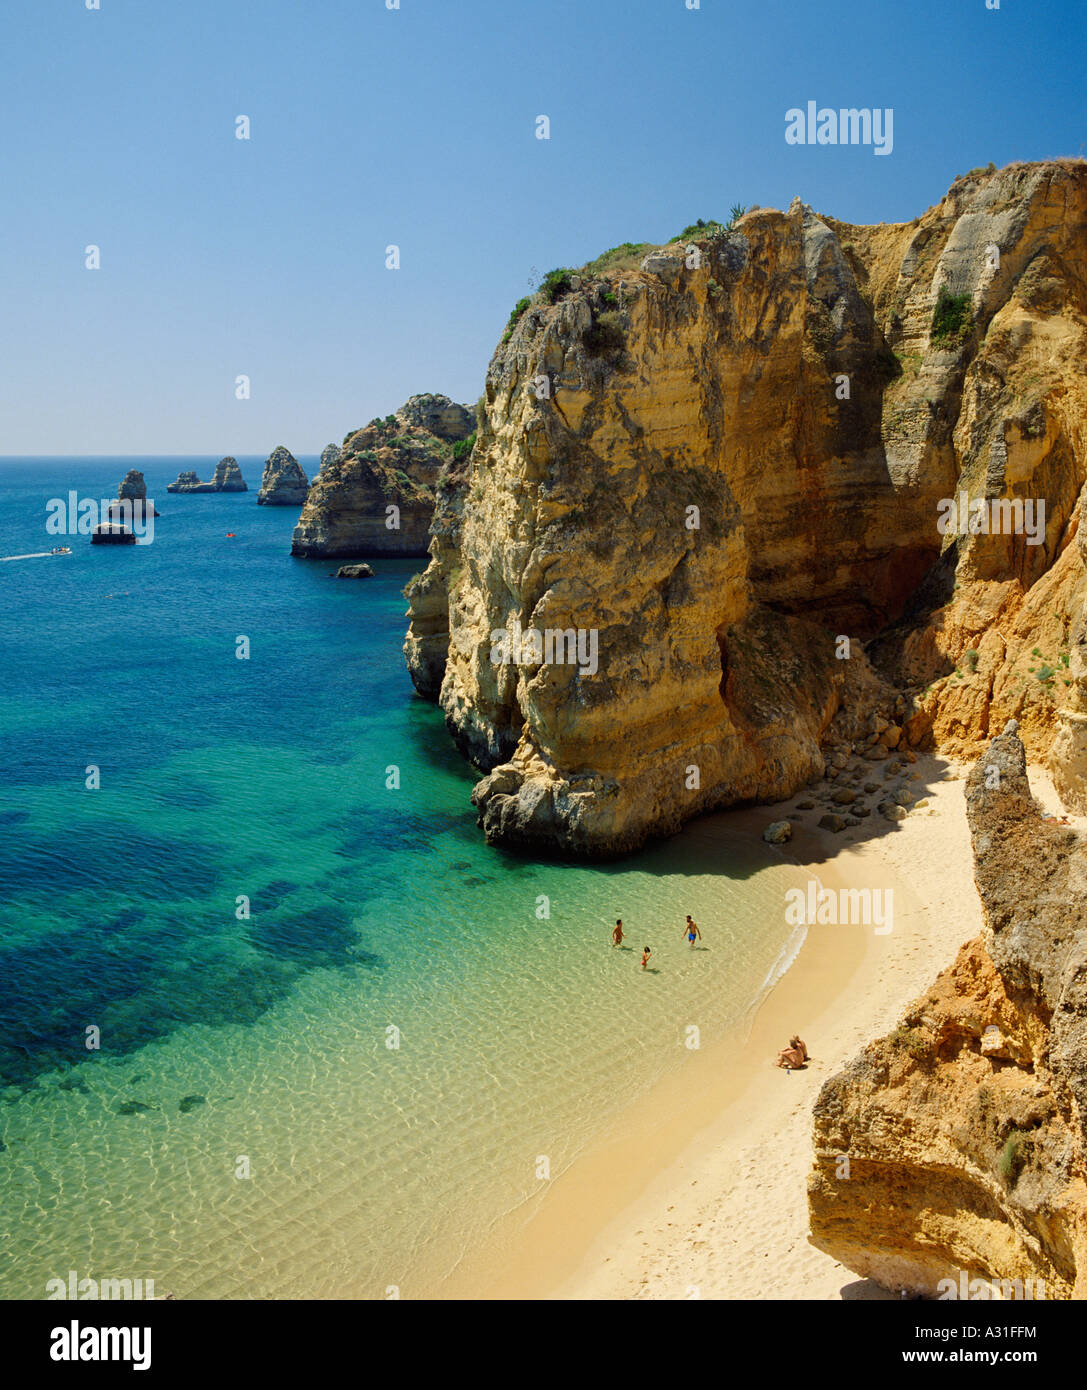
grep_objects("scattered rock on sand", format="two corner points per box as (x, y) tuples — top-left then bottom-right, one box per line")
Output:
(763, 820), (793, 844)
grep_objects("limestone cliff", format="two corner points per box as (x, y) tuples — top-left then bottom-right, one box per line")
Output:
(405, 160), (1087, 855)
(257, 446), (310, 506)
(808, 724), (1087, 1299)
(291, 394), (474, 558)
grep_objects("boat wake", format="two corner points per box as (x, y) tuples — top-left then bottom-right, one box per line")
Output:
(1, 549), (72, 562)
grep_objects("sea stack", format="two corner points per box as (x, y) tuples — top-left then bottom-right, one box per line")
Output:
(166, 458), (248, 493)
(257, 447), (310, 506)
(107, 469), (159, 520)
(290, 394), (474, 558)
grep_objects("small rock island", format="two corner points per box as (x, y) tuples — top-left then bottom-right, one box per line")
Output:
(90, 523), (137, 545)
(107, 469), (159, 520)
(167, 458), (248, 493)
(257, 447), (310, 506)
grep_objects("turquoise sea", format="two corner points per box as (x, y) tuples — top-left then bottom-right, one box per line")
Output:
(0, 458), (810, 1299)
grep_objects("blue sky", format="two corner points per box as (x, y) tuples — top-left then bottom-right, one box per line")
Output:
(2, 0), (1084, 454)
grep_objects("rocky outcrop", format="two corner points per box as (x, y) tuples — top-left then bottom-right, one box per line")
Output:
(312, 443), (340, 486)
(1050, 515), (1087, 810)
(290, 395), (474, 558)
(398, 393), (474, 441)
(336, 563), (374, 578)
(107, 469), (159, 519)
(808, 723), (1087, 1299)
(90, 523), (136, 545)
(167, 458), (247, 493)
(257, 447), (310, 506)
(404, 160), (1087, 855)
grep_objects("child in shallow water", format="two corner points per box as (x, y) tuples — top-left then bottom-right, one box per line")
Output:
(641, 946), (651, 971)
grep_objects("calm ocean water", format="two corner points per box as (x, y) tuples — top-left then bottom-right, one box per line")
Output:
(0, 458), (809, 1298)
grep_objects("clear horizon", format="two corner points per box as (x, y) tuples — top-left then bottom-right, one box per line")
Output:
(3, 0), (1084, 453)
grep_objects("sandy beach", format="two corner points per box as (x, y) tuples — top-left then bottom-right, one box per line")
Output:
(437, 750), (1077, 1301)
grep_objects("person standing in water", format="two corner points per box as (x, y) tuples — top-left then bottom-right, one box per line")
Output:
(612, 919), (624, 947)
(641, 946), (652, 971)
(682, 915), (701, 947)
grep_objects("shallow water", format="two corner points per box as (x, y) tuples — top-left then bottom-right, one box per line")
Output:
(0, 459), (809, 1298)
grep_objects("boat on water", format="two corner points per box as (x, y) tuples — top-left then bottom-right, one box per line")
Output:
(1, 546), (73, 562)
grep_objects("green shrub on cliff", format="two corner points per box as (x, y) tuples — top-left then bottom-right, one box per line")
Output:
(582, 242), (653, 276)
(674, 217), (725, 242)
(503, 296), (532, 342)
(930, 286), (974, 347)
(452, 432), (476, 464)
(538, 268), (574, 303)
(998, 1129), (1032, 1184)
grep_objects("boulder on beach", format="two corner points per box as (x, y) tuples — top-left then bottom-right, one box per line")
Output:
(762, 820), (793, 845)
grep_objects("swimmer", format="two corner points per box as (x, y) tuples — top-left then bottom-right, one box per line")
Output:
(641, 946), (651, 971)
(612, 919), (624, 947)
(682, 915), (701, 946)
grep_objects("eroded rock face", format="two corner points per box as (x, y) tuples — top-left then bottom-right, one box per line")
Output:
(166, 458), (247, 493)
(1050, 515), (1087, 810)
(406, 161), (1087, 855)
(398, 393), (474, 441)
(257, 446), (310, 506)
(808, 724), (1087, 1299)
(291, 396), (474, 558)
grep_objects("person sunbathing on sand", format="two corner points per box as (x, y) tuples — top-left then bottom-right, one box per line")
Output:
(776, 1035), (808, 1070)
